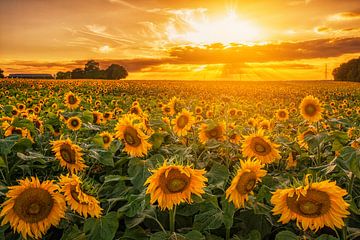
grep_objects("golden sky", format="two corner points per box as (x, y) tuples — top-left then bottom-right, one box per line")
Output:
(0, 0), (359, 80)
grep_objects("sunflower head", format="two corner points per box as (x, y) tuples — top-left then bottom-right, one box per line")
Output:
(64, 92), (81, 110)
(145, 162), (207, 210)
(99, 131), (113, 149)
(171, 109), (195, 137)
(241, 130), (280, 164)
(276, 109), (289, 121)
(114, 114), (152, 157)
(299, 95), (323, 122)
(51, 138), (87, 173)
(226, 159), (267, 208)
(198, 121), (226, 144)
(0, 177), (66, 239)
(59, 175), (102, 218)
(271, 179), (350, 231)
(66, 116), (82, 131)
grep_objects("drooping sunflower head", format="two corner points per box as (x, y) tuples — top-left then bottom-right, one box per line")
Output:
(145, 162), (207, 210)
(226, 159), (267, 208)
(171, 109), (195, 137)
(299, 95), (323, 122)
(114, 114), (152, 157)
(99, 131), (113, 149)
(59, 175), (102, 218)
(276, 109), (289, 121)
(64, 92), (81, 110)
(66, 116), (82, 131)
(51, 138), (87, 173)
(271, 180), (350, 231)
(198, 121), (226, 144)
(241, 130), (280, 164)
(0, 177), (66, 239)
(298, 127), (317, 149)
(92, 111), (103, 125)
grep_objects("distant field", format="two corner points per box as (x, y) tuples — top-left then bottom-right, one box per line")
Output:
(0, 78), (359, 240)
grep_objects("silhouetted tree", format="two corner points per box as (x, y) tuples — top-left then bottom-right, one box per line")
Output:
(71, 68), (85, 79)
(333, 57), (360, 82)
(105, 64), (128, 80)
(55, 60), (128, 80)
(84, 60), (101, 79)
(56, 71), (71, 79)
(0, 68), (4, 78)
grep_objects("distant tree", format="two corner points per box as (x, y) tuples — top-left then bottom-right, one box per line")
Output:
(56, 71), (71, 79)
(105, 64), (128, 80)
(84, 60), (101, 79)
(0, 68), (4, 78)
(71, 68), (85, 79)
(333, 57), (360, 82)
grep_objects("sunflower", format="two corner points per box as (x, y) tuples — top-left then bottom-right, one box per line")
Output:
(162, 104), (175, 116)
(276, 109), (289, 121)
(0, 177), (66, 239)
(144, 162), (207, 210)
(241, 130), (280, 164)
(171, 109), (195, 137)
(66, 116), (82, 131)
(99, 131), (113, 149)
(299, 96), (323, 122)
(51, 138), (87, 173)
(198, 121), (226, 144)
(92, 111), (103, 125)
(298, 127), (316, 149)
(226, 159), (267, 208)
(59, 175), (102, 218)
(114, 114), (152, 157)
(195, 106), (203, 115)
(103, 111), (113, 121)
(64, 92), (81, 110)
(228, 108), (237, 117)
(229, 133), (242, 144)
(271, 180), (350, 231)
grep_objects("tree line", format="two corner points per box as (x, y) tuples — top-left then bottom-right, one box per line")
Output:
(56, 60), (128, 79)
(332, 57), (360, 82)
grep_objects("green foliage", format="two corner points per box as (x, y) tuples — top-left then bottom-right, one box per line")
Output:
(333, 57), (360, 82)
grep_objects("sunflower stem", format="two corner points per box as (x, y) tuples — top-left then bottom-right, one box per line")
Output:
(169, 206), (176, 233)
(348, 172), (354, 195)
(226, 227), (230, 240)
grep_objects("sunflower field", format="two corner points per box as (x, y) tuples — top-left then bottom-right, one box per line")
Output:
(0, 79), (359, 240)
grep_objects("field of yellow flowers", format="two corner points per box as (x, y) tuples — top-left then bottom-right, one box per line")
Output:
(0, 79), (359, 240)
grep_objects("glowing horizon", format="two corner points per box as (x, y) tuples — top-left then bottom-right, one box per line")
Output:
(0, 0), (359, 80)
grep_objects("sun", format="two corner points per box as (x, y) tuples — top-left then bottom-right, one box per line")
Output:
(168, 9), (262, 45)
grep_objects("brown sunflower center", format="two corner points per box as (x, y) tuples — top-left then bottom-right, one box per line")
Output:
(103, 135), (110, 144)
(68, 95), (76, 104)
(12, 128), (23, 135)
(162, 169), (190, 193)
(13, 188), (54, 223)
(286, 189), (331, 218)
(236, 172), (257, 194)
(164, 107), (171, 113)
(60, 144), (76, 164)
(124, 127), (141, 147)
(304, 104), (317, 116)
(130, 107), (139, 114)
(279, 111), (286, 118)
(71, 119), (79, 127)
(177, 115), (189, 128)
(206, 126), (222, 139)
(251, 137), (271, 156)
(70, 185), (81, 203)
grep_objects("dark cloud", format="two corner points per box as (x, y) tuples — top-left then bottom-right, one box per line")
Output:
(3, 37), (359, 74)
(168, 37), (360, 64)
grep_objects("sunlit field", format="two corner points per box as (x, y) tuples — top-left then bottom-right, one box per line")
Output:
(0, 79), (359, 240)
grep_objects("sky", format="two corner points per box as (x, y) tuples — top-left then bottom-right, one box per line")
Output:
(0, 0), (359, 80)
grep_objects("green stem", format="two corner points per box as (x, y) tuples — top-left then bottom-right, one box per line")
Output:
(348, 172), (355, 195)
(226, 227), (230, 240)
(169, 206), (176, 233)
